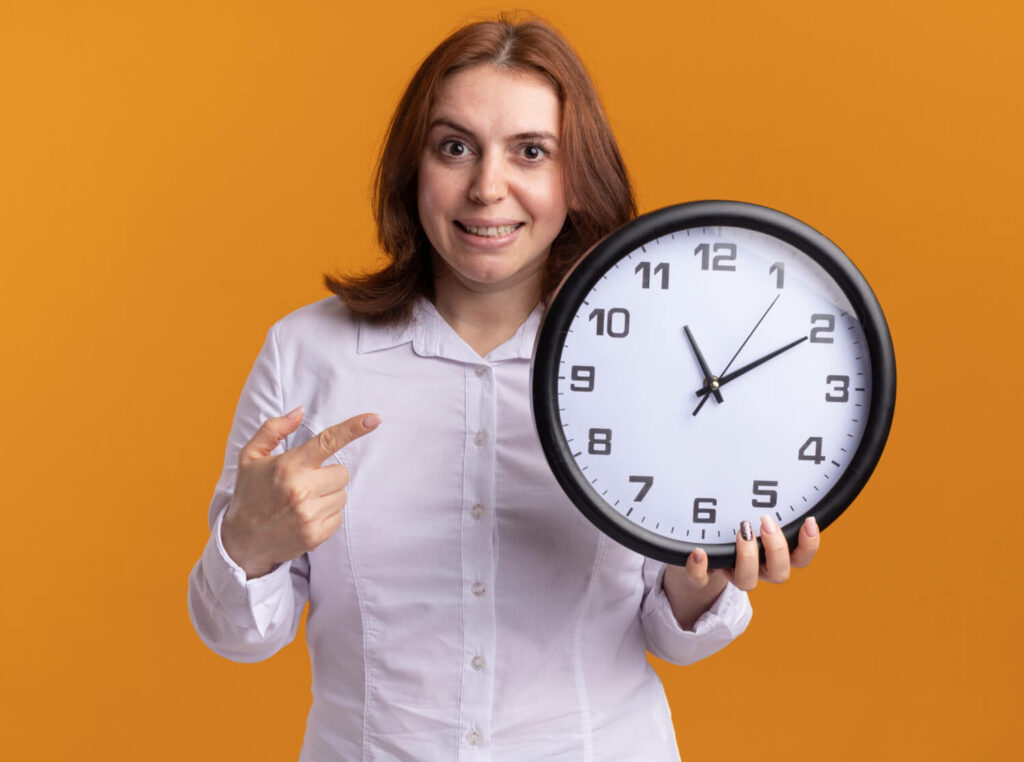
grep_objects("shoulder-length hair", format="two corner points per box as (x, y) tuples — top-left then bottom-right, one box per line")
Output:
(324, 14), (637, 324)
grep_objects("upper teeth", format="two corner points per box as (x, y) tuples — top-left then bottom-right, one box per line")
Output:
(464, 224), (518, 237)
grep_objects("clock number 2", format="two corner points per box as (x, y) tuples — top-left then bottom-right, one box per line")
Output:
(809, 314), (835, 343)
(589, 308), (630, 338)
(693, 497), (717, 523)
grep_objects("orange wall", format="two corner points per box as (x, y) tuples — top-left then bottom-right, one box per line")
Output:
(2, 2), (1020, 759)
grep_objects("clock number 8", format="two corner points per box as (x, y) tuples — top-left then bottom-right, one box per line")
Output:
(588, 428), (612, 455)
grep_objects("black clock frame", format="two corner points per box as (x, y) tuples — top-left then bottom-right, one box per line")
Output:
(531, 200), (896, 568)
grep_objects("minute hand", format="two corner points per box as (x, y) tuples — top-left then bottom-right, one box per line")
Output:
(694, 336), (808, 396)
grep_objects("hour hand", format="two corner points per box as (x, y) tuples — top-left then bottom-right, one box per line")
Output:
(683, 326), (723, 403)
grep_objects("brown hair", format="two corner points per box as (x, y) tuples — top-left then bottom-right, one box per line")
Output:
(324, 14), (637, 324)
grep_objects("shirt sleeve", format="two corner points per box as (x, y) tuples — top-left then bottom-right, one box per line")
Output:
(186, 324), (310, 663)
(639, 558), (753, 666)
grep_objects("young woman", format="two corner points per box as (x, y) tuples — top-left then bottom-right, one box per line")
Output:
(188, 15), (819, 761)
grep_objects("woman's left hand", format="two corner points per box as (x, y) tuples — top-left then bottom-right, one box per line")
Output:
(662, 515), (820, 630)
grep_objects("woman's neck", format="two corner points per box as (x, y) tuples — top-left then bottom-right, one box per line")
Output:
(432, 277), (541, 358)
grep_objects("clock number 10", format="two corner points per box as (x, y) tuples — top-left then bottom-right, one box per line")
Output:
(589, 308), (630, 337)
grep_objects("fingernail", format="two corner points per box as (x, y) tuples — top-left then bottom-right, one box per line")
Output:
(804, 516), (819, 537)
(691, 548), (705, 564)
(362, 413), (382, 429)
(740, 520), (753, 541)
(760, 514), (777, 534)
(285, 405), (303, 421)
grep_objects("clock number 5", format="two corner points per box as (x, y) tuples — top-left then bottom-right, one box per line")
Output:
(752, 480), (778, 508)
(693, 497), (717, 523)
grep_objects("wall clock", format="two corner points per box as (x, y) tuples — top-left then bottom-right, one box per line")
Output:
(532, 201), (896, 567)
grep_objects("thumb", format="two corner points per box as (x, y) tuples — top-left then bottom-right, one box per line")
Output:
(239, 406), (305, 464)
(290, 412), (381, 468)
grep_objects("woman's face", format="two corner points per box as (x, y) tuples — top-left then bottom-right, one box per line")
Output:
(417, 64), (569, 300)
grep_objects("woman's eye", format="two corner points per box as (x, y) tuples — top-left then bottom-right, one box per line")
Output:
(521, 144), (548, 161)
(439, 139), (469, 158)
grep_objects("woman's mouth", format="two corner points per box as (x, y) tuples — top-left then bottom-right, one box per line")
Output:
(454, 221), (525, 238)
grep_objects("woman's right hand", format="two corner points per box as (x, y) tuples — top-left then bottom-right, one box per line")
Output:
(221, 406), (381, 579)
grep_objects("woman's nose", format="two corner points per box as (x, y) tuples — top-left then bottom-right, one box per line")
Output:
(468, 153), (508, 205)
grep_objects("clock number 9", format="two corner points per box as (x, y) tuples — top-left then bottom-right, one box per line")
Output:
(692, 497), (717, 523)
(588, 308), (630, 338)
(694, 243), (737, 271)
(588, 428), (612, 455)
(570, 365), (595, 392)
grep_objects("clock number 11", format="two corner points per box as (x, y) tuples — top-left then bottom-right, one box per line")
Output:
(635, 261), (669, 289)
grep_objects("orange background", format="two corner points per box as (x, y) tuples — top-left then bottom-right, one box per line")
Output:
(2, 1), (1020, 760)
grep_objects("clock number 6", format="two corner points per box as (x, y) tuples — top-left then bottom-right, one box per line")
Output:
(693, 497), (717, 523)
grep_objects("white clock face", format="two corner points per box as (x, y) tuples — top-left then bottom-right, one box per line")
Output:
(555, 225), (873, 545)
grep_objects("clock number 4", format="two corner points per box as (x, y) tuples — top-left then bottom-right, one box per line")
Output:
(694, 243), (736, 271)
(635, 261), (669, 289)
(589, 308), (630, 338)
(693, 497), (717, 523)
(798, 436), (826, 465)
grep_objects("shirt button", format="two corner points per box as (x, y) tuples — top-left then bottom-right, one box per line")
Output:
(474, 431), (489, 446)
(474, 366), (487, 377)
(471, 581), (487, 596)
(471, 504), (485, 519)
(466, 730), (482, 746)
(471, 654), (486, 671)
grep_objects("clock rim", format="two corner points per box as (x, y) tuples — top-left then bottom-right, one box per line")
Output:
(531, 200), (896, 568)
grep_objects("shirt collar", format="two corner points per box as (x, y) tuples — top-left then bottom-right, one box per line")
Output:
(357, 297), (543, 363)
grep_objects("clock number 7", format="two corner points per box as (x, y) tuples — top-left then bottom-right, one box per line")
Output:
(628, 475), (653, 502)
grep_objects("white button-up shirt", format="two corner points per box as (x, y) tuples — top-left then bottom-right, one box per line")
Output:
(188, 296), (752, 761)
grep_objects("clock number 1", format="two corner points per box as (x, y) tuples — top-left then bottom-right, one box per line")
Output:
(635, 261), (669, 289)
(693, 497), (717, 523)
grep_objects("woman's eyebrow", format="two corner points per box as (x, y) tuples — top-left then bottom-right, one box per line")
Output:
(427, 117), (559, 144)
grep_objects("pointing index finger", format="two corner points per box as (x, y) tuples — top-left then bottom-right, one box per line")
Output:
(291, 412), (381, 468)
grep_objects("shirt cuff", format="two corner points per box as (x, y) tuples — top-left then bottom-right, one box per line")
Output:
(199, 507), (295, 638)
(640, 563), (753, 665)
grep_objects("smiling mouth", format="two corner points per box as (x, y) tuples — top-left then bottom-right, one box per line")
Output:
(455, 221), (524, 238)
